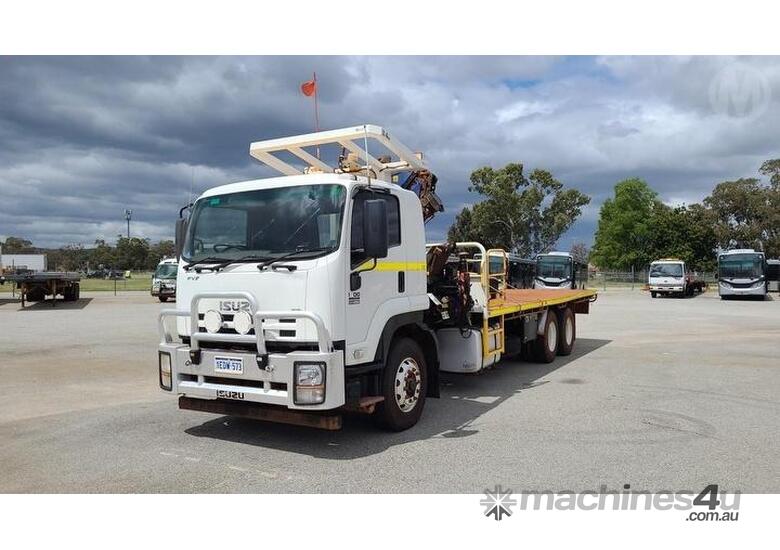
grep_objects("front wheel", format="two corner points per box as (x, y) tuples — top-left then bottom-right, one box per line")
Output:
(375, 337), (427, 431)
(650, 291), (657, 298)
(159, 296), (169, 302)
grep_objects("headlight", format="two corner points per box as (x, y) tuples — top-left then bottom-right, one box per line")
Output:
(203, 310), (223, 333)
(294, 362), (326, 405)
(159, 352), (172, 391)
(233, 310), (253, 335)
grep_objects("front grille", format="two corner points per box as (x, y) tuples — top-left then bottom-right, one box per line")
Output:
(180, 336), (319, 354)
(724, 281), (760, 289)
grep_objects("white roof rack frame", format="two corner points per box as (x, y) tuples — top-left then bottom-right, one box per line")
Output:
(249, 124), (427, 181)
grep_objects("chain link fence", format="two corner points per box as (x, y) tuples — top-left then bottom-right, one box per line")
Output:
(587, 270), (718, 290)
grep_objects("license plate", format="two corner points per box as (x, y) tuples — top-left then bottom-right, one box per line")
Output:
(214, 356), (243, 375)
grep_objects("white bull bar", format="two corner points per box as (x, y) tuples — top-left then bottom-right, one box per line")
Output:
(158, 291), (345, 410)
(158, 291), (334, 357)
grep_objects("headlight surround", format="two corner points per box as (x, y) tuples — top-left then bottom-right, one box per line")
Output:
(159, 352), (172, 391)
(294, 362), (326, 405)
(233, 310), (253, 335)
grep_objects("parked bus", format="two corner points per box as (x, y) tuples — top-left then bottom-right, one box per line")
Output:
(533, 252), (587, 289)
(717, 249), (767, 299)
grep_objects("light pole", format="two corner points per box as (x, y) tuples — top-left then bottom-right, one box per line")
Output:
(124, 209), (132, 239)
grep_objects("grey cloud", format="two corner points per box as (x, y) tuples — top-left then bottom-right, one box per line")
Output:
(0, 56), (778, 251)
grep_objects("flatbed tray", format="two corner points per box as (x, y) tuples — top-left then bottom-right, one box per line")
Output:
(488, 288), (597, 316)
(2, 271), (81, 282)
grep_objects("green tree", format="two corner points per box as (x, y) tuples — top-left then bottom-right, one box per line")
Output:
(648, 203), (716, 270)
(759, 158), (780, 186)
(90, 239), (116, 269)
(590, 178), (663, 269)
(115, 237), (150, 271)
(1, 236), (35, 253)
(147, 240), (176, 270)
(703, 177), (777, 254)
(447, 163), (590, 256)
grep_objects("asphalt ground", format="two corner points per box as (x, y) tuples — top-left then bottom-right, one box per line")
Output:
(1, 289), (778, 493)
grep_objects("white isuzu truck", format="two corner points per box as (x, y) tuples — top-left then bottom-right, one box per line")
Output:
(158, 125), (597, 431)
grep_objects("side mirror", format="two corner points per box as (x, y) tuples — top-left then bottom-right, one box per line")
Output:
(175, 218), (188, 259)
(363, 199), (388, 259)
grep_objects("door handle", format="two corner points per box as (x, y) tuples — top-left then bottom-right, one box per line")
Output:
(398, 271), (405, 293)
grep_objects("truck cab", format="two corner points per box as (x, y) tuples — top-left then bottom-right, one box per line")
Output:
(159, 126), (437, 431)
(151, 257), (178, 302)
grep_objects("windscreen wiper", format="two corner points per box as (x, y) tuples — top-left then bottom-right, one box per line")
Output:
(210, 255), (273, 270)
(183, 256), (232, 271)
(257, 246), (335, 271)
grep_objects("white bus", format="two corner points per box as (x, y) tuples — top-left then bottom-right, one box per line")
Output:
(717, 249), (767, 299)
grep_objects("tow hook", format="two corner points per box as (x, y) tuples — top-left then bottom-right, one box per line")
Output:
(256, 354), (269, 369)
(189, 349), (201, 365)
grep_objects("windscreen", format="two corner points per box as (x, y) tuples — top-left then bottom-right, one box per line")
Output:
(649, 263), (683, 278)
(154, 264), (178, 279)
(183, 184), (347, 262)
(719, 254), (764, 279)
(537, 256), (572, 279)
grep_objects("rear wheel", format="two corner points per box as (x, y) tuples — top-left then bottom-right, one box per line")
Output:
(533, 310), (559, 363)
(63, 283), (80, 301)
(375, 337), (427, 431)
(557, 307), (576, 356)
(650, 291), (657, 298)
(26, 287), (46, 302)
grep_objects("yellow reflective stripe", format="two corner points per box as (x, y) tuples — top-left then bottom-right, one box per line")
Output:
(355, 260), (427, 272)
(375, 261), (426, 272)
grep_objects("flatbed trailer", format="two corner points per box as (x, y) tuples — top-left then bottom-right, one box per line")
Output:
(1, 271), (81, 307)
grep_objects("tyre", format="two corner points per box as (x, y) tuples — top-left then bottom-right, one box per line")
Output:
(533, 309), (559, 363)
(159, 296), (169, 302)
(26, 288), (45, 302)
(650, 291), (657, 298)
(557, 307), (576, 356)
(375, 337), (427, 431)
(64, 284), (79, 301)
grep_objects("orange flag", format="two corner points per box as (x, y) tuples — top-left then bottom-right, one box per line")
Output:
(301, 79), (317, 97)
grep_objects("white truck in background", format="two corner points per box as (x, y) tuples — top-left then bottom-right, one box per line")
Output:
(158, 125), (597, 431)
(648, 258), (705, 298)
(151, 257), (178, 302)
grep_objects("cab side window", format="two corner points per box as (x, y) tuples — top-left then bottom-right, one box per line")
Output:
(351, 191), (401, 268)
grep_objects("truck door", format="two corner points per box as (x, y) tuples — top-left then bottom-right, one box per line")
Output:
(345, 189), (406, 364)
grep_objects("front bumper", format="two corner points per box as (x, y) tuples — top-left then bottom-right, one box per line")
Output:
(719, 282), (765, 295)
(158, 291), (344, 411)
(152, 286), (176, 297)
(649, 285), (683, 292)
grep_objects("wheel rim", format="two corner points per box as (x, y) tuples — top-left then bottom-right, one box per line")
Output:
(394, 357), (422, 413)
(546, 321), (557, 352)
(565, 316), (574, 346)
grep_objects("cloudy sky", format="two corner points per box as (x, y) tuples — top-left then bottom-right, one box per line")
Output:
(0, 56), (777, 250)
